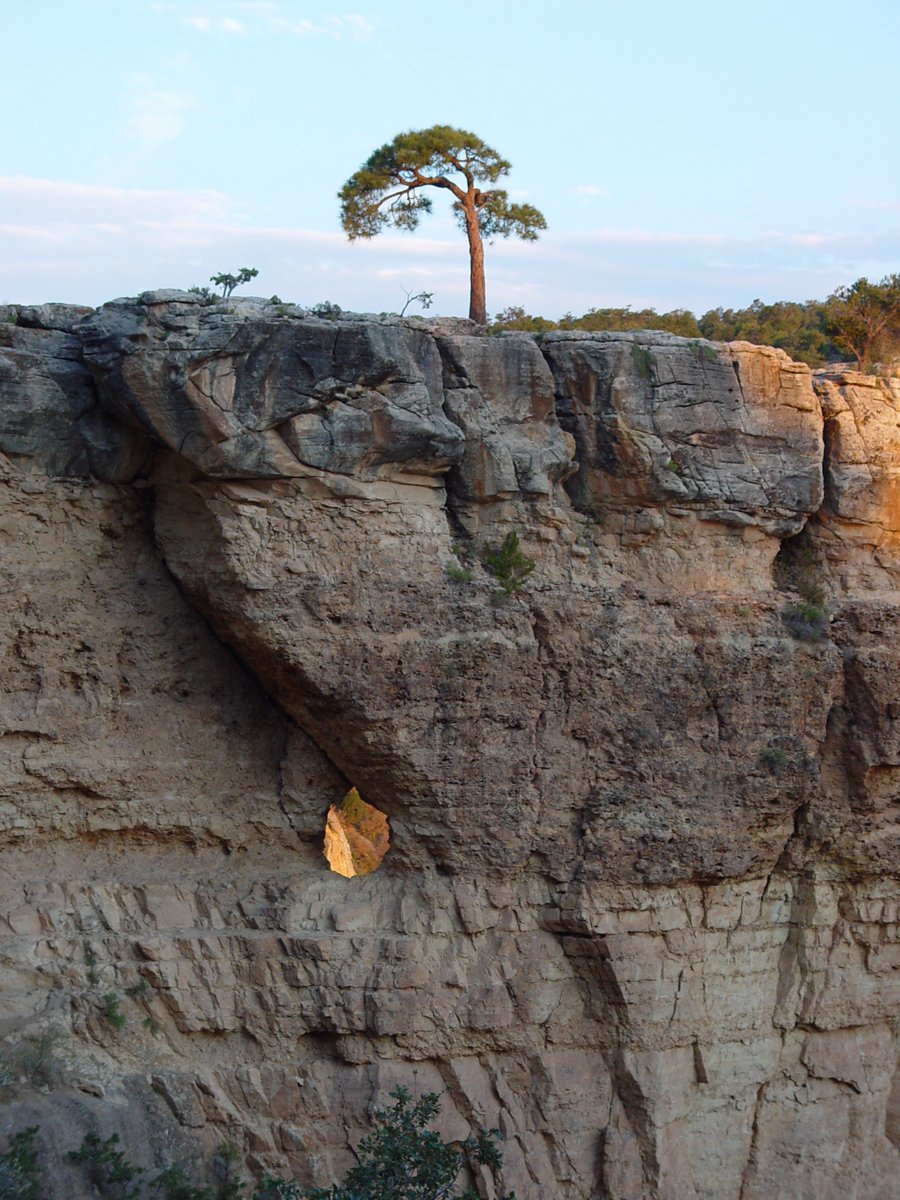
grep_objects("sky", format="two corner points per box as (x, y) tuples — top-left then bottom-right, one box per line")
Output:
(3, 0), (899, 318)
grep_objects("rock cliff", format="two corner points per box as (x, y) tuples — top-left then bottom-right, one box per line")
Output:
(0, 293), (898, 1199)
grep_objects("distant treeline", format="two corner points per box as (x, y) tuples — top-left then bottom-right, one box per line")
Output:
(490, 290), (900, 370)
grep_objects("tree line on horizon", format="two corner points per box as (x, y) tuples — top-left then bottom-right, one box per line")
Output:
(489, 279), (900, 373)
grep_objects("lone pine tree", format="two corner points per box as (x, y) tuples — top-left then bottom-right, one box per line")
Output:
(339, 125), (546, 325)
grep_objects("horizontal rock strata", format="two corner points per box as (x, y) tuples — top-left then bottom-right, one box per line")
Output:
(1, 293), (898, 1199)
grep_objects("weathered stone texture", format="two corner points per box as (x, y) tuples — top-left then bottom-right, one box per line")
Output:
(438, 332), (575, 503)
(543, 333), (823, 527)
(810, 369), (900, 595)
(1, 296), (897, 1200)
(0, 308), (150, 481)
(81, 294), (464, 481)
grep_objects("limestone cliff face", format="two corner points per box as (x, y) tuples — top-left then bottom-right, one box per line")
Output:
(1, 293), (898, 1200)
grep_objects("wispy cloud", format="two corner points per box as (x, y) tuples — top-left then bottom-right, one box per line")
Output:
(0, 176), (473, 308)
(845, 197), (900, 212)
(184, 13), (245, 32)
(126, 83), (193, 152)
(3, 176), (900, 315)
(560, 226), (900, 257)
(171, 3), (375, 38)
(259, 12), (376, 37)
(499, 225), (900, 313)
(0, 177), (233, 226)
(573, 184), (609, 201)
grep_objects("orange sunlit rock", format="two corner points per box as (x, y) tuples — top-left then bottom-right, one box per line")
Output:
(324, 789), (390, 877)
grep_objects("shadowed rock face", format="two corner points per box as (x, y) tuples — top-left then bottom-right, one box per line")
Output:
(1, 294), (898, 1200)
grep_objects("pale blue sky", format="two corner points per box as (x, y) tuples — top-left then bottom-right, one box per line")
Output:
(3, 0), (899, 317)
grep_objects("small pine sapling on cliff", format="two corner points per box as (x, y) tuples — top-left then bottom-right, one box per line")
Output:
(481, 532), (536, 596)
(68, 1132), (143, 1199)
(399, 287), (434, 317)
(0, 1127), (41, 1200)
(302, 1085), (516, 1200)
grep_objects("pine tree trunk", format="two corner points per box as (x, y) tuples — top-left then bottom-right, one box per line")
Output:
(464, 204), (487, 325)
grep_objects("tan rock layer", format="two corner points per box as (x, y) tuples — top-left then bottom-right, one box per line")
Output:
(1, 297), (898, 1199)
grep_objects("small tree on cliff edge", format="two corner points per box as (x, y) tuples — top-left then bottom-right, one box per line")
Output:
(339, 126), (546, 325)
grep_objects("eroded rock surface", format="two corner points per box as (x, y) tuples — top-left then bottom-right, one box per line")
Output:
(1, 295), (898, 1200)
(809, 369), (900, 596)
(80, 294), (464, 480)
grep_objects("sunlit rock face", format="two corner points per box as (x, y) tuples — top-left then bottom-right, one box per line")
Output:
(544, 333), (823, 530)
(809, 369), (900, 595)
(1, 294), (898, 1200)
(324, 789), (389, 878)
(323, 805), (356, 878)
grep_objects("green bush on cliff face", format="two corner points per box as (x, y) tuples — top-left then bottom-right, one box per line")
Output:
(782, 600), (828, 642)
(149, 1164), (212, 1200)
(481, 532), (535, 596)
(4, 1091), (516, 1200)
(630, 343), (655, 381)
(303, 1086), (516, 1200)
(0, 1029), (62, 1089)
(253, 1179), (300, 1199)
(0, 1163), (24, 1200)
(68, 1132), (143, 1199)
(6, 1125), (300, 1200)
(0, 1129), (41, 1200)
(687, 339), (717, 364)
(445, 562), (474, 583)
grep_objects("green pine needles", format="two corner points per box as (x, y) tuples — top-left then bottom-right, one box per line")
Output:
(304, 1086), (516, 1200)
(339, 125), (545, 325)
(3, 1088), (515, 1199)
(0, 1128), (41, 1200)
(481, 532), (536, 596)
(68, 1132), (143, 1199)
(210, 268), (259, 300)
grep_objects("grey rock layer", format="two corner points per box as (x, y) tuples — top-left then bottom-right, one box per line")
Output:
(81, 295), (464, 480)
